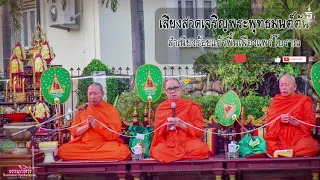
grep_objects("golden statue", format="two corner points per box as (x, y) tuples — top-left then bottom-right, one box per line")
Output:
(29, 22), (47, 61)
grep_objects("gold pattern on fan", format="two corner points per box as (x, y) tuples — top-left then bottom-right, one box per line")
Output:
(142, 69), (158, 91)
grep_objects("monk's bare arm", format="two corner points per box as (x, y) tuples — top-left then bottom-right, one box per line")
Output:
(74, 121), (90, 137)
(177, 120), (187, 130)
(290, 117), (301, 128)
(167, 118), (188, 131)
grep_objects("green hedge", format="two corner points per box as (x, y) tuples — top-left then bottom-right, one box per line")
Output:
(77, 58), (128, 107)
(240, 95), (271, 119)
(116, 91), (271, 123)
(188, 95), (221, 120)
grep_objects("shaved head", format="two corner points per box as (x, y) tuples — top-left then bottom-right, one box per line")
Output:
(279, 74), (296, 97)
(280, 74), (296, 84)
(89, 82), (104, 91)
(88, 82), (104, 106)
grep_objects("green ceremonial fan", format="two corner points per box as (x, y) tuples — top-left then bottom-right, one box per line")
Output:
(311, 61), (320, 96)
(40, 67), (71, 105)
(135, 64), (163, 102)
(215, 91), (261, 150)
(214, 90), (241, 126)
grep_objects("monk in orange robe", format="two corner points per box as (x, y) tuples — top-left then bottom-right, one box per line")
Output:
(150, 78), (210, 163)
(58, 82), (131, 160)
(264, 74), (319, 157)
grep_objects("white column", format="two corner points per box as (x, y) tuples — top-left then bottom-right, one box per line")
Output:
(39, 0), (46, 31)
(93, 0), (101, 59)
(196, 0), (205, 53)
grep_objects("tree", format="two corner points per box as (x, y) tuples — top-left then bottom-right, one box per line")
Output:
(194, 0), (304, 97)
(130, 0), (145, 74)
(257, 0), (320, 56)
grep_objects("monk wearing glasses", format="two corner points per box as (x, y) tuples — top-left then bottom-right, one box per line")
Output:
(150, 78), (210, 163)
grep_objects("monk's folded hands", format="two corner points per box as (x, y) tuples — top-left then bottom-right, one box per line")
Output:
(175, 118), (188, 130)
(280, 114), (290, 124)
(287, 115), (300, 128)
(167, 117), (188, 131)
(88, 115), (97, 128)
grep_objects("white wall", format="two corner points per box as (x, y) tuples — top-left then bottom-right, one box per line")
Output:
(40, 0), (100, 72)
(99, 1), (133, 74)
(40, 0), (101, 110)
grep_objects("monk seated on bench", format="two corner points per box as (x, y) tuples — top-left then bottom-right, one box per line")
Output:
(150, 78), (210, 163)
(264, 74), (319, 157)
(58, 83), (131, 161)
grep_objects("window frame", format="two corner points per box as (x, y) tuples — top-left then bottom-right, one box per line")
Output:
(19, 8), (37, 50)
(203, 0), (216, 38)
(178, 0), (197, 38)
(177, 0), (216, 39)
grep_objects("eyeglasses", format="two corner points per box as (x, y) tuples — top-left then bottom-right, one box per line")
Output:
(165, 86), (180, 92)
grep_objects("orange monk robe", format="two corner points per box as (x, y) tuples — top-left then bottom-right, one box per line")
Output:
(58, 102), (131, 160)
(150, 99), (210, 163)
(264, 94), (319, 157)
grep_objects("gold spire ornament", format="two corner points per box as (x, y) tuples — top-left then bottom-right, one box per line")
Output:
(33, 53), (47, 88)
(12, 42), (27, 62)
(5, 80), (9, 101)
(29, 22), (54, 70)
(8, 54), (24, 88)
(34, 54), (47, 73)
(33, 100), (50, 123)
(40, 41), (56, 65)
(3, 22), (55, 104)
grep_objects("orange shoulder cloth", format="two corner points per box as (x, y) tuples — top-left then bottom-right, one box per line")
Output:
(267, 94), (311, 123)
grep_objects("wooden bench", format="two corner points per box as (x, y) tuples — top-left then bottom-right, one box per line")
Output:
(225, 156), (320, 180)
(0, 152), (44, 180)
(221, 103), (320, 180)
(34, 103), (320, 180)
(35, 161), (129, 180)
(129, 156), (225, 180)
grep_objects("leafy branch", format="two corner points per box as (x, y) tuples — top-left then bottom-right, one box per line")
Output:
(100, 0), (119, 12)
(0, 0), (23, 34)
(256, 0), (320, 55)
